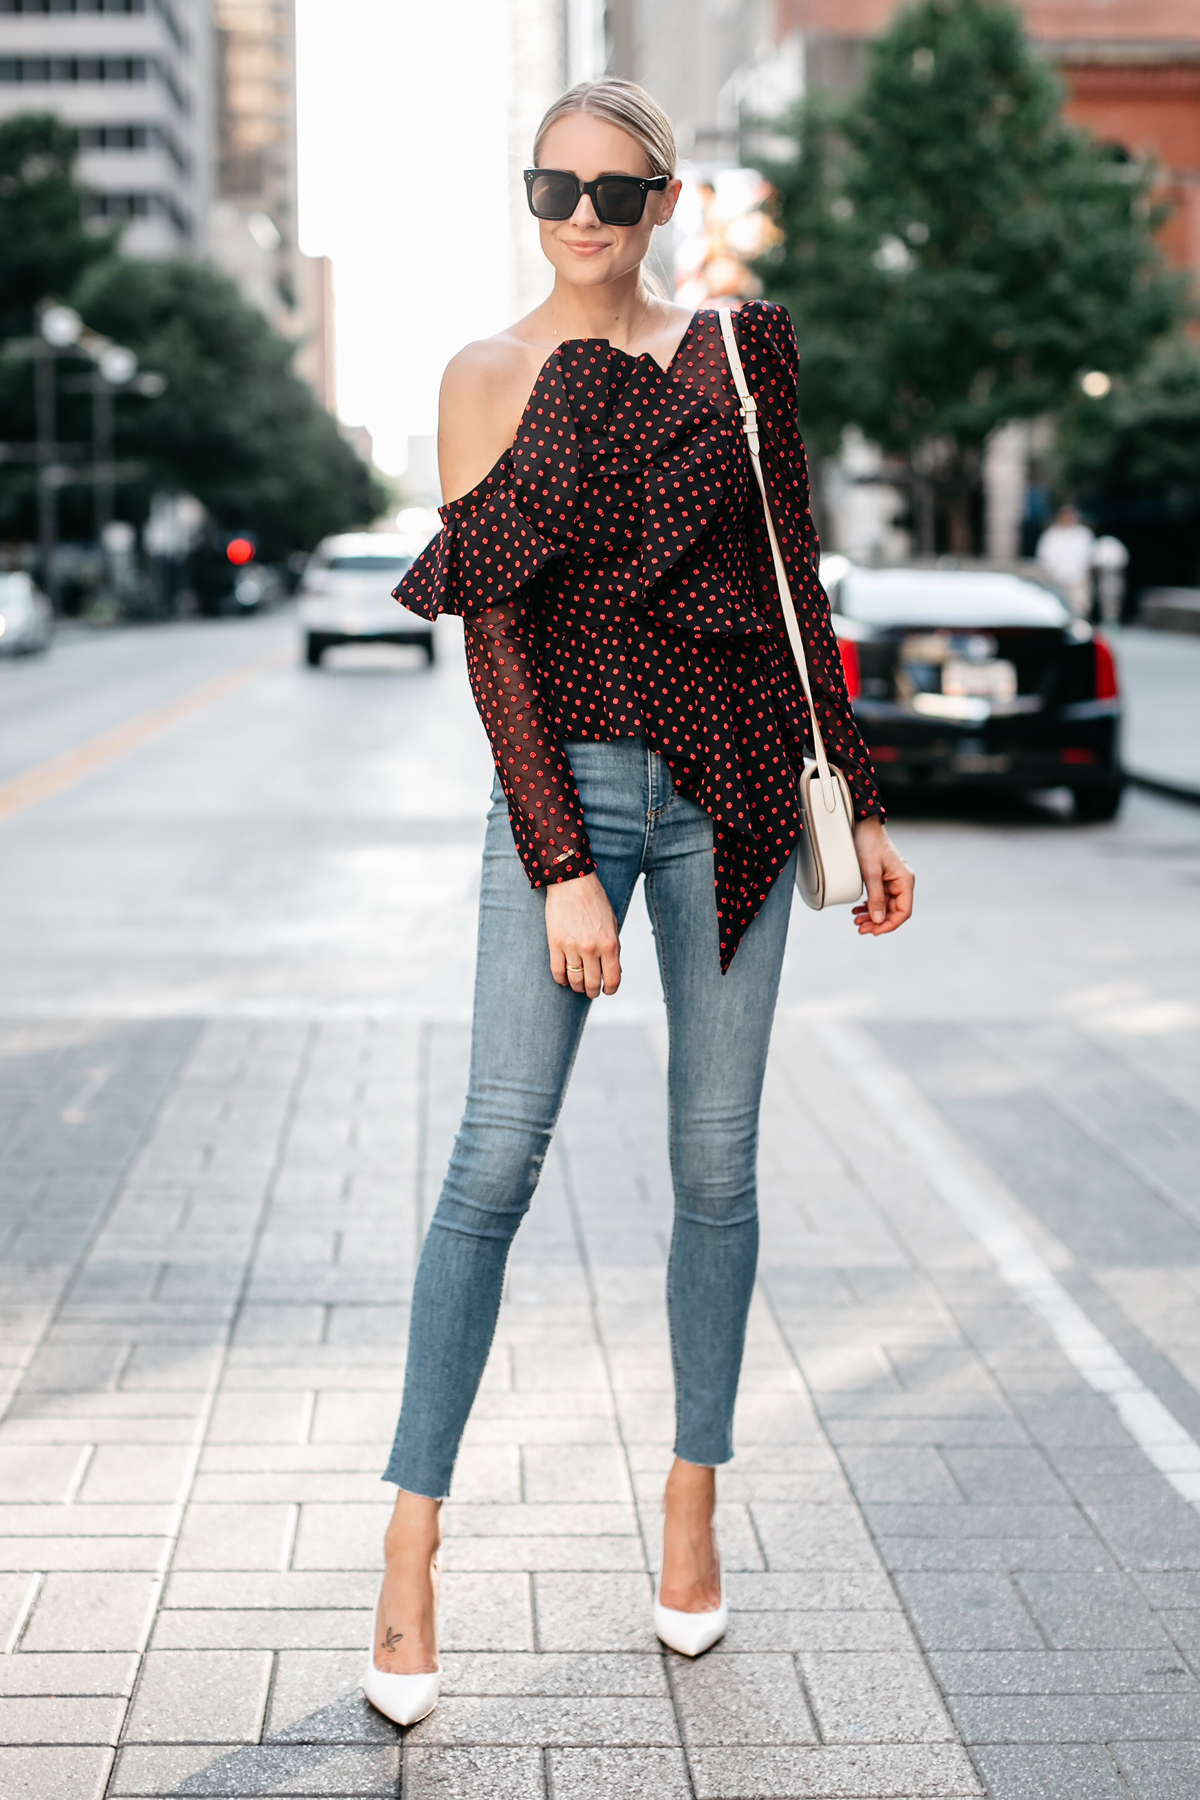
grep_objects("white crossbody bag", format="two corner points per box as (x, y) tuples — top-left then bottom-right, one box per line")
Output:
(718, 307), (864, 911)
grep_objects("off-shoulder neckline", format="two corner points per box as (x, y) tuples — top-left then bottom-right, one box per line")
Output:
(442, 308), (720, 518)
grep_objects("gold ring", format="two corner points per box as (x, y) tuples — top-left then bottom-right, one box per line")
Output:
(567, 964), (583, 974)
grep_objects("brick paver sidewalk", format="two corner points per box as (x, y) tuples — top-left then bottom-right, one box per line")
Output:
(4, 1008), (1200, 1797)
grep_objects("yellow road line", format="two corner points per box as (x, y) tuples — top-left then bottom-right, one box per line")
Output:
(0, 647), (289, 823)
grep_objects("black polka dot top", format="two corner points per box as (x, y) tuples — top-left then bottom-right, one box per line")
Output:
(395, 302), (883, 971)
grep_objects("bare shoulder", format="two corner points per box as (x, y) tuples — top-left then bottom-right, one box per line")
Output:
(438, 328), (546, 504)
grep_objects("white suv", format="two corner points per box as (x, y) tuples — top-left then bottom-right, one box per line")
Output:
(298, 532), (434, 667)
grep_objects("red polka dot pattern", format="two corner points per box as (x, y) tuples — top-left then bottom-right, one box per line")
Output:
(395, 302), (883, 970)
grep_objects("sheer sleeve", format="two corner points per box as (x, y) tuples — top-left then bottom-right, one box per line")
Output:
(737, 301), (885, 821)
(463, 598), (597, 887)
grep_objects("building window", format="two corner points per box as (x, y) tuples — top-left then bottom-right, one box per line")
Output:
(0, 54), (187, 112)
(0, 0), (185, 50)
(84, 187), (189, 234)
(78, 119), (189, 172)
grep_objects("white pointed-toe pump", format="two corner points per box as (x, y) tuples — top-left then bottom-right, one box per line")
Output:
(361, 1577), (441, 1728)
(653, 1525), (727, 1658)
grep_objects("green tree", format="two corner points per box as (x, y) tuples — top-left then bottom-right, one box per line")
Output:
(760, 0), (1185, 550)
(74, 257), (387, 561)
(0, 111), (385, 562)
(1058, 337), (1200, 588)
(0, 113), (112, 342)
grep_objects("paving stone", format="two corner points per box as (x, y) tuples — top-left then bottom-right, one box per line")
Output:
(548, 1746), (691, 1798)
(519, 1443), (630, 1504)
(0, 1446), (90, 1502)
(442, 1533), (644, 1572)
(438, 1651), (668, 1696)
(263, 1651), (378, 1738)
(402, 1745), (544, 1798)
(714, 1611), (915, 1653)
(22, 1572), (159, 1652)
(0, 1745), (114, 1800)
(929, 1648), (1197, 1694)
(1110, 1741), (1200, 1800)
(948, 1690), (1200, 1743)
(1013, 1572), (1169, 1649)
(531, 1572), (656, 1652)
(442, 1502), (635, 1538)
(0, 1693), (126, 1743)
(110, 1741), (401, 1795)
(688, 1742), (983, 1796)
(672, 1651), (816, 1746)
(800, 1650), (956, 1743)
(0, 1534), (167, 1572)
(875, 1534), (1107, 1573)
(749, 1503), (880, 1573)
(151, 1607), (370, 1650)
(409, 1693), (677, 1745)
(439, 1571), (534, 1652)
(123, 1649), (272, 1742)
(174, 1505), (293, 1571)
(726, 1571), (899, 1611)
(78, 1444), (193, 1504)
(971, 1742), (1130, 1800)
(0, 1651), (137, 1696)
(891, 1574), (1044, 1651)
(838, 1448), (965, 1506)
(290, 1502), (391, 1570)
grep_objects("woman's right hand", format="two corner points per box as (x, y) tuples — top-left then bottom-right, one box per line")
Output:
(545, 873), (621, 999)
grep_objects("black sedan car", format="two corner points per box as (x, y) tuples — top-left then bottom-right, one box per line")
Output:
(822, 559), (1123, 821)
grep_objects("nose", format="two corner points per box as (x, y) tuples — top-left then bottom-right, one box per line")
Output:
(570, 191), (601, 228)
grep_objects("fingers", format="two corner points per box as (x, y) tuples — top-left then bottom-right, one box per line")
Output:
(545, 873), (622, 998)
(852, 839), (915, 936)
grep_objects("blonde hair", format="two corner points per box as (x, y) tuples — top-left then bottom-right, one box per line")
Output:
(533, 78), (676, 179)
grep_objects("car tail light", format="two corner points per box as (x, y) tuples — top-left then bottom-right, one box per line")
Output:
(871, 745), (902, 763)
(838, 636), (861, 698)
(1093, 633), (1119, 700)
(1061, 747), (1097, 765)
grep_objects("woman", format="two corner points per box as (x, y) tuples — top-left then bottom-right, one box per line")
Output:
(365, 78), (914, 1726)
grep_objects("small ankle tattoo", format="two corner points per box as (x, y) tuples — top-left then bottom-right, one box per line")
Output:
(383, 1626), (404, 1649)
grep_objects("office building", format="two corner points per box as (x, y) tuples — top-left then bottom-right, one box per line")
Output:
(0, 0), (216, 258)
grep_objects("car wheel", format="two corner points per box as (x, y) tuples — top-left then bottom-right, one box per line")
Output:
(305, 634), (325, 667)
(1074, 778), (1123, 823)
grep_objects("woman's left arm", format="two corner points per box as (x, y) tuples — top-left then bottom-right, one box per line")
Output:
(740, 301), (915, 933)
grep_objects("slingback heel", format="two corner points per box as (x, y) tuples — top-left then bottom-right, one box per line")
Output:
(653, 1527), (727, 1657)
(361, 1575), (440, 1727)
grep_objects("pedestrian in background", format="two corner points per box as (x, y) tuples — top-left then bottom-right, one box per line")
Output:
(363, 78), (914, 1727)
(1036, 502), (1096, 617)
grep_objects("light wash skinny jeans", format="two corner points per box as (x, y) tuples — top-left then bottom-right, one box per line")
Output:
(384, 739), (794, 1498)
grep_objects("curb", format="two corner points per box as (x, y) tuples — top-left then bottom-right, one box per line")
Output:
(1125, 769), (1200, 810)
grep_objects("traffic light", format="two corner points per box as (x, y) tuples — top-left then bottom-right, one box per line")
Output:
(225, 535), (256, 566)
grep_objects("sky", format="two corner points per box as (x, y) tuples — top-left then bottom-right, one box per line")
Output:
(294, 0), (512, 476)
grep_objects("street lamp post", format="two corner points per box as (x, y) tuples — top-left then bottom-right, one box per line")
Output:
(34, 302), (82, 607)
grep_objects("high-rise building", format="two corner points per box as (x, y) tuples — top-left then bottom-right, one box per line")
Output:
(0, 0), (216, 259)
(207, 0), (335, 409)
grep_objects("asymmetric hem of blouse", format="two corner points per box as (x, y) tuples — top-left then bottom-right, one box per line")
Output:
(395, 302), (883, 969)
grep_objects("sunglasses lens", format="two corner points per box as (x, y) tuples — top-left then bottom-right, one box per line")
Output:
(594, 178), (645, 225)
(528, 172), (578, 219)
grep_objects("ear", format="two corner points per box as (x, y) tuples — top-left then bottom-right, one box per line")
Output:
(656, 176), (684, 228)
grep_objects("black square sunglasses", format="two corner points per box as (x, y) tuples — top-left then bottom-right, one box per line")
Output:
(524, 167), (668, 227)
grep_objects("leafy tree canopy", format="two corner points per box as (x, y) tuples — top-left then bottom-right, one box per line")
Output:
(0, 112), (386, 560)
(1059, 337), (1200, 505)
(0, 112), (112, 343)
(74, 257), (388, 561)
(759, 0), (1186, 540)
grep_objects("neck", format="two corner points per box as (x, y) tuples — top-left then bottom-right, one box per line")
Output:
(541, 269), (655, 351)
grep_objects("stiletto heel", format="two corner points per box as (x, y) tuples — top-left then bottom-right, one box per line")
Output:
(361, 1572), (440, 1727)
(653, 1523), (727, 1657)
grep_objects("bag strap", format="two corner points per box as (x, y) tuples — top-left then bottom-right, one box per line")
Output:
(718, 306), (839, 812)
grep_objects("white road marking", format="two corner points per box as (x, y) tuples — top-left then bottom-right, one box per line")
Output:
(820, 1020), (1200, 1507)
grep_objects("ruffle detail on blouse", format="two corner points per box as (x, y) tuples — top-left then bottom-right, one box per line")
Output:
(394, 333), (773, 636)
(393, 458), (567, 622)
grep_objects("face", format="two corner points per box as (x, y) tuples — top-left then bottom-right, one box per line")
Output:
(533, 111), (681, 290)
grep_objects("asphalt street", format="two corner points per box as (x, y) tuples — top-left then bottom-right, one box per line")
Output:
(1, 608), (1199, 1800)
